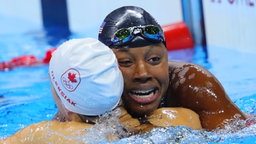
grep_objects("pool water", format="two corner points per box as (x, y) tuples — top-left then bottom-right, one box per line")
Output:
(1, 32), (256, 143)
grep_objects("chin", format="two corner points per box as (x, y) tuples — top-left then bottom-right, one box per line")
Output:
(126, 104), (158, 118)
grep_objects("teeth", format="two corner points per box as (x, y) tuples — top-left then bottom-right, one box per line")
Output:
(131, 88), (155, 96)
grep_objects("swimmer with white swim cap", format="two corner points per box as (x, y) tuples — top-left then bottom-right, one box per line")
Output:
(1, 38), (127, 143)
(49, 38), (123, 122)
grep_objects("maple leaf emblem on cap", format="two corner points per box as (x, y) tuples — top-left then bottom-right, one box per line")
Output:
(68, 72), (77, 83)
(61, 68), (81, 92)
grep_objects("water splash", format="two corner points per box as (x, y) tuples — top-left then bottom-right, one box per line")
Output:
(113, 115), (256, 144)
(41, 108), (130, 143)
(79, 109), (130, 143)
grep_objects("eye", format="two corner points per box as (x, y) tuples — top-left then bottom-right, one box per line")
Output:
(148, 56), (161, 65)
(118, 59), (133, 67)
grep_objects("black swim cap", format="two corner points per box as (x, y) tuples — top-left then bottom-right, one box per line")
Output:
(98, 6), (165, 48)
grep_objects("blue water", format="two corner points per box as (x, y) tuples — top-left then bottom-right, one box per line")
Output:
(1, 17), (256, 143)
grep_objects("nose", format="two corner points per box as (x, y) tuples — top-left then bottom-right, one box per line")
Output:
(133, 60), (152, 83)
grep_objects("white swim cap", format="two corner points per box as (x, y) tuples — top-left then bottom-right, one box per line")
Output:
(49, 38), (123, 116)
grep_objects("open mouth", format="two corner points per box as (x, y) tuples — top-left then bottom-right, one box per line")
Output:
(129, 88), (159, 104)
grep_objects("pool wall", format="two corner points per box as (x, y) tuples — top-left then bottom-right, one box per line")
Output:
(203, 0), (256, 54)
(1, 0), (255, 54)
(0, 0), (182, 36)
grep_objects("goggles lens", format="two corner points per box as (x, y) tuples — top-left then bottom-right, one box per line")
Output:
(110, 25), (164, 47)
(145, 25), (159, 34)
(115, 29), (131, 40)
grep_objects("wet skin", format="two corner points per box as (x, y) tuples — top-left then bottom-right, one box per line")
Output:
(112, 43), (246, 130)
(112, 43), (169, 118)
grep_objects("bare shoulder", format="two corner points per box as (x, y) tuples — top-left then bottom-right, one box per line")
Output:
(167, 61), (246, 130)
(167, 60), (222, 109)
(1, 121), (93, 144)
(168, 61), (211, 76)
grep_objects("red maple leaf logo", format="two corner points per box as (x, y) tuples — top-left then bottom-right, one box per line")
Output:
(68, 72), (77, 83)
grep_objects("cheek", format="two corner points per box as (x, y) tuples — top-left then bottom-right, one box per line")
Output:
(156, 63), (169, 86)
(119, 67), (133, 81)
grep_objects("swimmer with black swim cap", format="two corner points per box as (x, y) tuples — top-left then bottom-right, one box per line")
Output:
(98, 6), (246, 131)
(99, 6), (165, 48)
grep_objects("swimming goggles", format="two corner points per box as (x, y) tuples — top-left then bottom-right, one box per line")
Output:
(110, 25), (165, 47)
